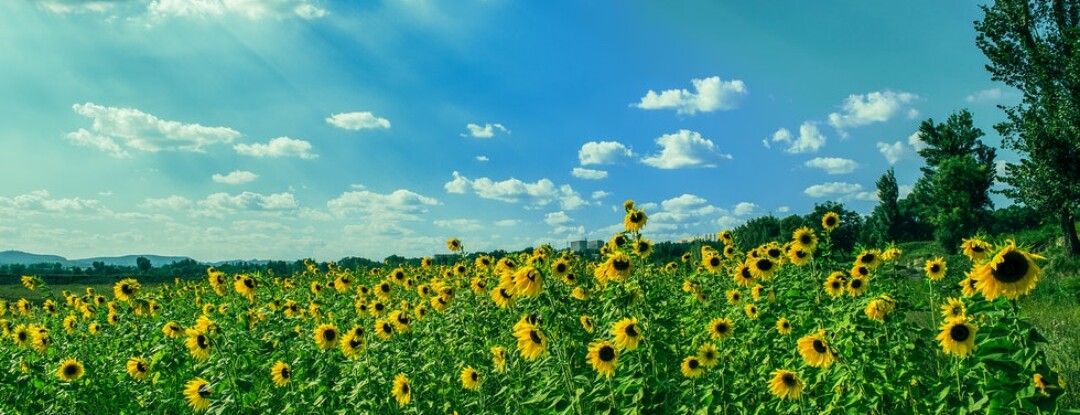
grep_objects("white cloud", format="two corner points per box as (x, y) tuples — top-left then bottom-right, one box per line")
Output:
(0, 190), (109, 217)
(804, 182), (864, 198)
(65, 103), (239, 158)
(443, 171), (588, 210)
(544, 211), (573, 226)
(37, 1), (119, 13)
(732, 202), (757, 216)
(234, 137), (317, 159)
(494, 219), (519, 227)
(571, 167), (607, 180)
(634, 76), (747, 115)
(899, 184), (914, 199)
(579, 141), (633, 165)
(770, 123), (827, 154)
(326, 112), (391, 131)
(851, 191), (880, 202)
(476, 155), (489, 162)
(876, 141), (907, 165)
(146, 0), (327, 20)
(642, 130), (730, 169)
(591, 191), (611, 200)
(553, 225), (585, 237)
(433, 219), (483, 232)
(194, 192), (299, 217)
(212, 170), (258, 185)
(965, 88), (1003, 104)
(140, 195), (192, 210)
(327, 189), (439, 217)
(462, 123), (509, 138)
(908, 131), (928, 152)
(777, 206), (790, 213)
(294, 3), (327, 19)
(828, 90), (919, 135)
(804, 157), (858, 174)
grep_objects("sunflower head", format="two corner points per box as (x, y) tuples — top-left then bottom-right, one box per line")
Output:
(611, 317), (643, 351)
(126, 357), (150, 381)
(184, 377), (212, 412)
(925, 258), (947, 281)
(768, 369), (804, 401)
(974, 242), (1042, 301)
(446, 238), (463, 253)
(822, 212), (840, 231)
(708, 317), (734, 341)
(587, 340), (619, 378)
(460, 366), (481, 391)
(57, 358), (84, 382)
(392, 373), (411, 407)
(797, 330), (836, 368)
(681, 356), (704, 378)
(935, 316), (977, 358)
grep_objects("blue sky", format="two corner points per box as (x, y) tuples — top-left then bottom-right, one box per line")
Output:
(0, 0), (1018, 261)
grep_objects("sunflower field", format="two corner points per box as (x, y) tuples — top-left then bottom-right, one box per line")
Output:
(0, 203), (1070, 414)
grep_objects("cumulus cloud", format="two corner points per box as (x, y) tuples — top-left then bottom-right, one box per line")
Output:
(194, 191), (299, 217)
(494, 219), (519, 227)
(579, 141), (633, 165)
(475, 155), (489, 162)
(908, 131), (928, 152)
(732, 202), (757, 216)
(433, 219), (483, 232)
(591, 191), (611, 200)
(965, 88), (1003, 104)
(212, 170), (258, 185)
(443, 171), (588, 210)
(461, 123), (509, 138)
(327, 188), (439, 217)
(769, 123), (827, 154)
(777, 206), (791, 213)
(642, 130), (730, 169)
(804, 157), (858, 174)
(234, 137), (317, 159)
(326, 112), (391, 131)
(634, 76), (747, 115)
(804, 182), (864, 198)
(0, 190), (109, 218)
(828, 90), (919, 135)
(146, 0), (327, 20)
(876, 141), (907, 165)
(140, 195), (193, 210)
(544, 211), (573, 226)
(571, 167), (607, 180)
(65, 103), (240, 158)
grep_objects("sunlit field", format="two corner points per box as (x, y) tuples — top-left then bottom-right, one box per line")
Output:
(0, 206), (1069, 414)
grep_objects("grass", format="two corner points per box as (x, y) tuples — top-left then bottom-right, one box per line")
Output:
(0, 283), (158, 304)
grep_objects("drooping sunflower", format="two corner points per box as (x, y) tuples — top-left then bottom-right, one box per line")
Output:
(491, 282), (517, 308)
(748, 257), (777, 280)
(824, 272), (846, 298)
(974, 242), (1042, 301)
(744, 304), (760, 319)
(32, 326), (51, 353)
(63, 315), (78, 334)
(718, 230), (734, 245)
(925, 258), (947, 281)
(571, 287), (588, 301)
(697, 343), (720, 368)
(391, 373), (412, 407)
(234, 276), (256, 300)
(847, 274), (869, 297)
(185, 328), (211, 361)
(375, 319), (395, 341)
(580, 315), (595, 334)
(184, 377), (212, 412)
(936, 316), (977, 358)
(512, 266), (543, 297)
(388, 310), (411, 333)
(341, 331), (366, 358)
(768, 369), (804, 401)
(959, 272), (980, 298)
(961, 237), (993, 263)
(113, 278), (140, 302)
(514, 323), (548, 361)
(624, 209), (648, 232)
(708, 318), (734, 341)
(271, 361), (291, 387)
(797, 330), (836, 368)
(821, 212), (840, 232)
(460, 366), (481, 391)
(87, 321), (100, 336)
(881, 245), (902, 261)
(791, 227), (818, 252)
(723, 244), (737, 259)
(126, 357), (150, 381)
(587, 340), (619, 378)
(681, 356), (704, 378)
(633, 238), (653, 258)
(56, 357), (84, 382)
(447, 237), (462, 253)
(611, 317), (643, 351)
(776, 318), (793, 335)
(940, 297), (966, 320)
(623, 199), (635, 212)
(313, 324), (339, 350)
(865, 299), (890, 321)
(21, 275), (38, 291)
(855, 250), (882, 270)
(491, 346), (507, 372)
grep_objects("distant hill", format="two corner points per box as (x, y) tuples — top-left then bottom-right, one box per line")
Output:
(0, 250), (196, 267)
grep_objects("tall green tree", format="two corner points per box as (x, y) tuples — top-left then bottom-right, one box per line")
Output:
(975, 0), (1080, 256)
(868, 168), (902, 245)
(907, 110), (997, 252)
(136, 256), (152, 274)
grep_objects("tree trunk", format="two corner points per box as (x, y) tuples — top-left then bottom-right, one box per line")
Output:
(1063, 209), (1080, 257)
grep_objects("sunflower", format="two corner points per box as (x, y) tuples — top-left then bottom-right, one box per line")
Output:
(849, 263), (871, 279)
(824, 272), (846, 298)
(697, 343), (720, 368)
(846, 274), (869, 297)
(491, 282), (517, 308)
(121, 356), (150, 381)
(1034, 373), (1052, 396)
(623, 199), (635, 212)
(551, 258), (571, 280)
(881, 245), (902, 261)
(703, 254), (724, 274)
(797, 330), (836, 368)
(776, 318), (793, 335)
(624, 209), (648, 232)
(460, 366), (481, 391)
(62, 315), (78, 334)
(681, 356), (704, 378)
(726, 289), (742, 305)
(936, 316), (977, 358)
(974, 242), (1042, 301)
(184, 377), (212, 412)
(32, 327), (50, 353)
(822, 212), (840, 231)
(708, 318), (734, 341)
(341, 330), (366, 358)
(313, 324), (339, 350)
(940, 297), (966, 320)
(57, 358), (84, 382)
(787, 248), (812, 266)
(234, 276), (256, 300)
(865, 299), (890, 321)
(185, 328), (212, 361)
(571, 287), (588, 301)
(113, 278), (140, 302)
(580, 315), (595, 334)
(748, 257), (777, 280)
(88, 322), (100, 336)
(961, 237), (993, 263)
(375, 319), (395, 341)
(604, 252), (634, 282)
(744, 304), (760, 319)
(491, 346), (507, 372)
(768, 369), (804, 401)
(723, 244), (737, 259)
(514, 323), (548, 360)
(310, 281), (323, 296)
(270, 361), (291, 387)
(729, 265), (754, 287)
(512, 266), (543, 297)
(959, 273), (980, 298)
(611, 317), (643, 351)
(587, 340), (619, 378)
(21, 275), (38, 291)
(925, 258), (947, 281)
(718, 230), (734, 245)
(791, 227), (818, 252)
(855, 250), (882, 270)
(633, 238), (653, 258)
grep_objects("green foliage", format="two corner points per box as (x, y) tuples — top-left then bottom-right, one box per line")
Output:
(867, 168), (902, 246)
(732, 215), (780, 251)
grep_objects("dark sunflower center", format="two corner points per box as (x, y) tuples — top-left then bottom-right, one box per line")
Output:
(826, 217), (837, 226)
(198, 385), (211, 397)
(382, 324), (393, 334)
(612, 259), (631, 271)
(950, 324), (971, 341)
(768, 249), (781, 258)
(704, 350), (716, 360)
(861, 254), (875, 263)
(796, 251), (808, 258)
(831, 281), (841, 289)
(401, 384), (410, 394)
(625, 324), (639, 337)
(556, 263), (567, 273)
(470, 372), (478, 381)
(64, 364), (79, 376)
(197, 335), (209, 349)
(930, 264), (940, 273)
(782, 322), (790, 329)
(740, 267), (753, 279)
(716, 323), (728, 334)
(457, 266), (466, 273)
(709, 257), (721, 267)
(799, 235), (812, 244)
(527, 270), (537, 282)
(732, 293), (740, 300)
(599, 345), (616, 362)
(782, 373), (796, 386)
(323, 330), (336, 342)
(614, 236), (626, 246)
(121, 285), (134, 294)
(857, 266), (869, 276)
(375, 303), (385, 311)
(972, 245), (985, 253)
(136, 362), (146, 372)
(499, 289), (512, 299)
(688, 359), (700, 369)
(397, 315), (410, 325)
(812, 339), (827, 354)
(281, 368), (290, 378)
(18, 332), (27, 341)
(630, 212), (644, 223)
(993, 251), (1030, 283)
(756, 259), (773, 271)
(244, 279), (254, 288)
(350, 338), (362, 348)
(851, 279), (863, 289)
(380, 284), (390, 293)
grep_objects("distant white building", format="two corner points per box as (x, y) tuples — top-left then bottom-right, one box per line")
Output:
(569, 240), (602, 253)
